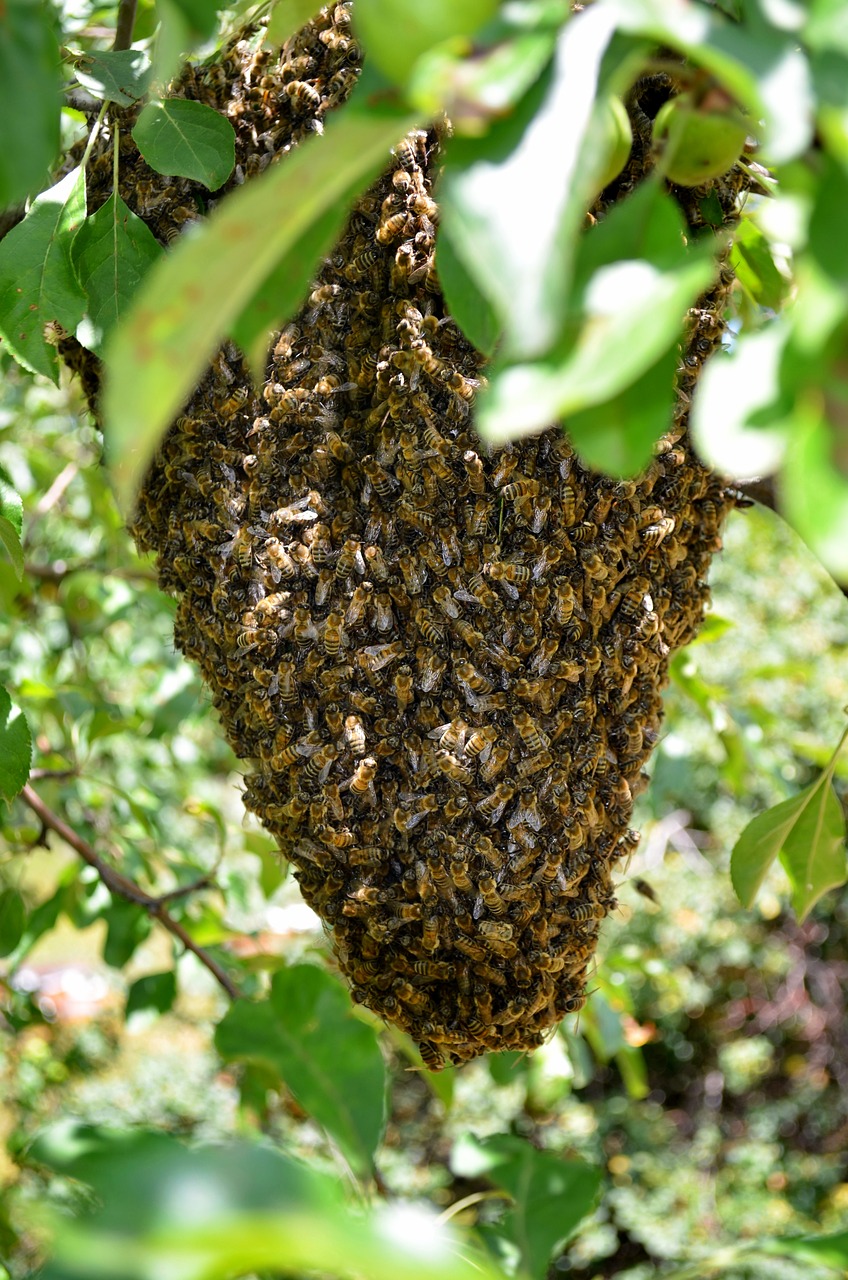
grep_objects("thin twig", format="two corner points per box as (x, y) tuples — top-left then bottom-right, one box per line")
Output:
(25, 560), (158, 583)
(113, 0), (139, 51)
(28, 768), (79, 782)
(19, 783), (242, 1001)
(155, 873), (217, 905)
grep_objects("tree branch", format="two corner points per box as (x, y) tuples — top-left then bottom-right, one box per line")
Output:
(113, 0), (138, 51)
(19, 783), (242, 1002)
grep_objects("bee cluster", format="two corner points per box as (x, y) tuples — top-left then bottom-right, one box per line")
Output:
(64, 5), (747, 1067)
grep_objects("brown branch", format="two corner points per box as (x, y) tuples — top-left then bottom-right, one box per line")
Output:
(19, 783), (242, 1001)
(113, 0), (138, 51)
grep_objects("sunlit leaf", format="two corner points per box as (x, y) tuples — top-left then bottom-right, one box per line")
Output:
(35, 1127), (501, 1280)
(0, 473), (24, 579)
(353, 0), (498, 85)
(782, 394), (848, 583)
(690, 324), (790, 477)
(778, 777), (847, 920)
(215, 963), (386, 1175)
(611, 0), (814, 163)
(266, 0), (324, 48)
(763, 1229), (848, 1269)
(438, 5), (619, 364)
(451, 1133), (600, 1280)
(0, 166), (88, 383)
(563, 339), (679, 476)
(0, 686), (31, 801)
(435, 224), (501, 355)
(73, 49), (152, 106)
(731, 773), (848, 916)
(479, 245), (713, 442)
(731, 218), (790, 310)
(103, 93), (420, 513)
(72, 193), (164, 352)
(0, 1), (62, 207)
(133, 100), (235, 190)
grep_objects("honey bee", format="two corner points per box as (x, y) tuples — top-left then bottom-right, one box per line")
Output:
(286, 79), (323, 111)
(392, 665), (414, 713)
(444, 794), (470, 822)
(642, 516), (675, 548)
(464, 725), (496, 760)
(517, 749), (553, 779)
(335, 536), (362, 581)
(409, 605), (443, 650)
(345, 583), (372, 628)
(278, 659), (299, 705)
(302, 742), (338, 783)
(479, 745), (510, 782)
(343, 713), (366, 755)
(431, 585), (460, 619)
(477, 782), (515, 823)
(399, 553), (426, 595)
(321, 610), (344, 656)
(553, 580), (577, 624)
(363, 545), (390, 582)
(514, 710), (549, 755)
(217, 386), (250, 418)
(437, 750), (473, 786)
(486, 560), (530, 586)
(393, 795), (438, 832)
(347, 755), (377, 803)
(455, 661), (492, 695)
(501, 478), (540, 501)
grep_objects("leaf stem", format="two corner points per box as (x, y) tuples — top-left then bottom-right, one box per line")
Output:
(113, 0), (138, 52)
(19, 782), (242, 1001)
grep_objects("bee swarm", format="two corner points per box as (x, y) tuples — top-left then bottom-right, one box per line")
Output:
(66, 4), (746, 1068)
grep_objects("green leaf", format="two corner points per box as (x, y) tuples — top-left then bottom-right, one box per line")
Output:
(410, 21), (562, 128)
(266, 0), (323, 49)
(563, 339), (679, 476)
(215, 964), (386, 1176)
(435, 224), (501, 356)
(0, 686), (32, 801)
(690, 324), (790, 478)
(0, 473), (23, 579)
(133, 99), (235, 190)
(229, 183), (365, 375)
(34, 1126), (500, 1280)
(353, 0), (499, 85)
(453, 1134), (601, 1280)
(0, 166), (88, 383)
(731, 218), (790, 311)
(779, 778), (847, 920)
(71, 192), (164, 353)
(126, 969), (177, 1017)
(0, 1), (62, 207)
(613, 0), (814, 164)
(478, 184), (715, 442)
(763, 1230), (848, 1269)
(731, 778), (848, 916)
(0, 516), (23, 579)
(166, 0), (226, 38)
(103, 92), (420, 513)
(438, 6), (619, 364)
(102, 897), (152, 969)
(782, 393), (848, 583)
(73, 49), (152, 106)
(809, 154), (848, 287)
(0, 889), (26, 958)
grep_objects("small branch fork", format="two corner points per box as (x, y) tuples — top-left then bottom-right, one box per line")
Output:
(20, 783), (242, 1002)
